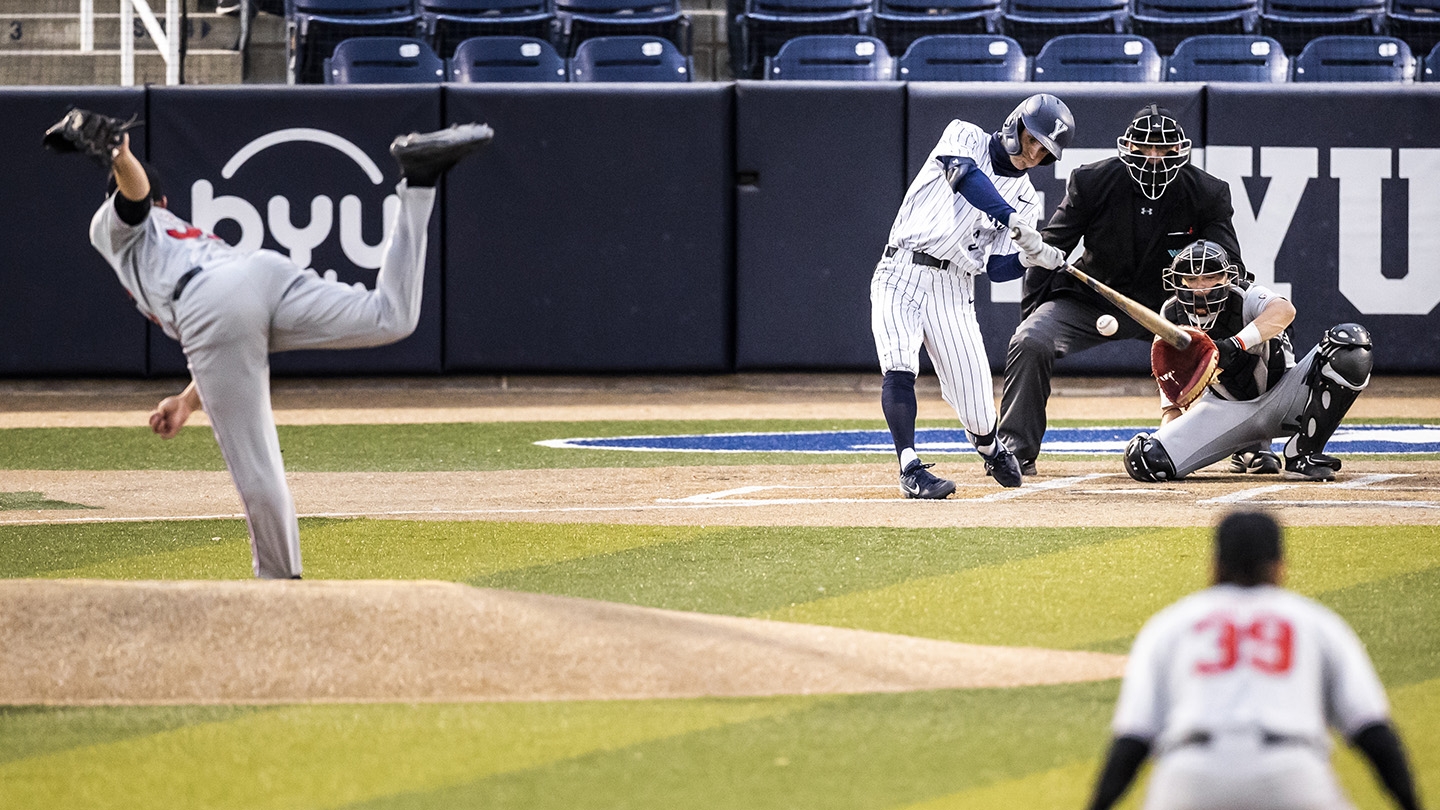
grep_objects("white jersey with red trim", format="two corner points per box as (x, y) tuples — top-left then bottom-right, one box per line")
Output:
(1113, 583), (1391, 751)
(89, 194), (245, 339)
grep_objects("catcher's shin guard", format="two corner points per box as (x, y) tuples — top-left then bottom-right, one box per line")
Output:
(1124, 433), (1178, 482)
(1285, 324), (1372, 459)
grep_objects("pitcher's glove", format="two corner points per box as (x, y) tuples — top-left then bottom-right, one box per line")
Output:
(43, 108), (143, 169)
(1152, 327), (1219, 408)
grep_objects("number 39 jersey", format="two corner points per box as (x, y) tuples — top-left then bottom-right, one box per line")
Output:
(1112, 584), (1391, 749)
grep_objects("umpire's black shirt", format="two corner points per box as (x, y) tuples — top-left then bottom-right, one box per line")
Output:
(1020, 157), (1246, 320)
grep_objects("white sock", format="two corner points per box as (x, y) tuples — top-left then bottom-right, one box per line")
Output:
(974, 440), (996, 456)
(899, 448), (919, 471)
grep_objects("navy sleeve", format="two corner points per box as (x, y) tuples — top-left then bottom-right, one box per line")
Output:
(987, 252), (1025, 282)
(1086, 736), (1151, 810)
(113, 192), (152, 227)
(937, 155), (1017, 224)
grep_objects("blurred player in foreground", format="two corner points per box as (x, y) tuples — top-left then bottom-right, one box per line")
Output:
(1087, 510), (1423, 810)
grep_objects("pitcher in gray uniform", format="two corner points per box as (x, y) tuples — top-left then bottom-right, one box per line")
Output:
(58, 110), (493, 579)
(1123, 240), (1373, 483)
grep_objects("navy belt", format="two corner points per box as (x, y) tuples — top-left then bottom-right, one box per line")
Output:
(172, 267), (204, 301)
(1175, 731), (1316, 749)
(884, 245), (949, 270)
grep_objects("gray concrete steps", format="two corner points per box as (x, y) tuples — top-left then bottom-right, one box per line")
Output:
(0, 13), (285, 51)
(0, 48), (241, 84)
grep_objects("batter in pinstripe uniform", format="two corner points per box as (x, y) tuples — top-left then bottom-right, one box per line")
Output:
(871, 93), (1076, 498)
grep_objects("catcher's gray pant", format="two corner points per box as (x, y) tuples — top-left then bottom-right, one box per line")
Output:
(174, 181), (434, 579)
(1153, 346), (1320, 478)
(999, 296), (1147, 461)
(870, 256), (994, 435)
(1144, 737), (1352, 810)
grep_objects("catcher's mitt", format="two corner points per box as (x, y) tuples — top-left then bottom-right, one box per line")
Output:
(42, 108), (143, 169)
(1152, 326), (1219, 408)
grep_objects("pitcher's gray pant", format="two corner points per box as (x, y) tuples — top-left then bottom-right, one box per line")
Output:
(1144, 736), (1351, 810)
(174, 182), (434, 578)
(1153, 347), (1319, 478)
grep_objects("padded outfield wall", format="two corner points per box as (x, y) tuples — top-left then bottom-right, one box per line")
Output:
(2, 83), (1437, 376)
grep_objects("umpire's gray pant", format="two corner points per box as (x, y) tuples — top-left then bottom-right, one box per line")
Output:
(174, 181), (434, 579)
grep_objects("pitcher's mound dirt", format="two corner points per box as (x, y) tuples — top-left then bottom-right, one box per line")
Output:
(1, 579), (1124, 705)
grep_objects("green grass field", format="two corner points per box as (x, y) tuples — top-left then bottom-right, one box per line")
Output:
(2, 420), (1437, 809)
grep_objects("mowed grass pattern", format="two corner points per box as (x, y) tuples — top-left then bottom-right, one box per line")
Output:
(1, 520), (1437, 809)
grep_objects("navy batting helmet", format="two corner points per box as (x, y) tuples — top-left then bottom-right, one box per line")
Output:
(999, 93), (1074, 166)
(1118, 104), (1191, 200)
(1165, 239), (1238, 330)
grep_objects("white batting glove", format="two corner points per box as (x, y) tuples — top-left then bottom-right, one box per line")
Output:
(1007, 213), (1046, 255)
(1019, 241), (1067, 270)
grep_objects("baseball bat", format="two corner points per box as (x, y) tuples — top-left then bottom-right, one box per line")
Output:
(1059, 263), (1191, 350)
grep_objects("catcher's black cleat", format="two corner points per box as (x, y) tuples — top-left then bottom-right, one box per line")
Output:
(1282, 454), (1336, 482)
(43, 107), (143, 169)
(900, 460), (956, 499)
(1309, 452), (1342, 471)
(983, 446), (1024, 488)
(1229, 449), (1281, 475)
(1018, 457), (1037, 477)
(390, 123), (494, 187)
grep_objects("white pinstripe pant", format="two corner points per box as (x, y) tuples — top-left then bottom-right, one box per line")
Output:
(870, 255), (996, 436)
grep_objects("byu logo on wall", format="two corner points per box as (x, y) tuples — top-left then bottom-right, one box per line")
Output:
(189, 128), (399, 272)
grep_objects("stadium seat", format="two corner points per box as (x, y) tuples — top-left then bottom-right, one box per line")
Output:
(872, 0), (1002, 57)
(1292, 33), (1415, 79)
(1386, 0), (1440, 57)
(1032, 33), (1161, 79)
(418, 0), (558, 59)
(1000, 0), (1127, 57)
(569, 34), (693, 79)
(555, 0), (691, 57)
(287, 0), (423, 84)
(734, 0), (874, 78)
(1259, 0), (1384, 56)
(1426, 40), (1440, 79)
(896, 33), (1027, 79)
(1129, 0), (1260, 55)
(1166, 33), (1288, 79)
(449, 34), (568, 79)
(323, 35), (445, 82)
(764, 33), (895, 78)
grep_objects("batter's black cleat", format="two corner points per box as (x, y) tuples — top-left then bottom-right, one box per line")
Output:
(983, 446), (1024, 488)
(1228, 450), (1281, 475)
(1282, 454), (1336, 482)
(900, 461), (956, 499)
(390, 123), (494, 187)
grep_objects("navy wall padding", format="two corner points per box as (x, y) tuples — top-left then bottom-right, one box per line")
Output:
(443, 85), (733, 372)
(2, 89), (148, 375)
(734, 81), (907, 370)
(1207, 85), (1440, 372)
(145, 86), (444, 377)
(907, 85), (1205, 375)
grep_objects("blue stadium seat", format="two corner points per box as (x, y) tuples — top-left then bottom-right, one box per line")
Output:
(287, 0), (423, 84)
(449, 34), (568, 79)
(1129, 0), (1260, 55)
(418, 0), (558, 59)
(1032, 33), (1161, 79)
(569, 34), (693, 79)
(1426, 40), (1440, 79)
(1259, 0), (1384, 56)
(896, 33), (1027, 79)
(764, 33), (895, 78)
(1292, 34), (1415, 79)
(1166, 33), (1288, 79)
(735, 0), (874, 78)
(1000, 0), (1127, 56)
(323, 35), (445, 82)
(555, 0), (691, 57)
(872, 0), (1002, 57)
(1386, 0), (1440, 57)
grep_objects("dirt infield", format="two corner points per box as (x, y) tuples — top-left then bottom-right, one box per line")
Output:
(0, 579), (1126, 705)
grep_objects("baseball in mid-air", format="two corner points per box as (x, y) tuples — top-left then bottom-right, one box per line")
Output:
(1096, 314), (1119, 336)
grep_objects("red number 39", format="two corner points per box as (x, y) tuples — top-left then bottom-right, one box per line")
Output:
(1194, 614), (1293, 675)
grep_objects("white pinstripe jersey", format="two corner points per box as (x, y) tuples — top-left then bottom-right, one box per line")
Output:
(90, 195), (242, 341)
(1113, 584), (1391, 752)
(886, 120), (1043, 274)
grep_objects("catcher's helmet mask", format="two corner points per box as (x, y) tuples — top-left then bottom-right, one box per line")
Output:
(1118, 104), (1191, 200)
(999, 93), (1075, 166)
(1166, 239), (1237, 330)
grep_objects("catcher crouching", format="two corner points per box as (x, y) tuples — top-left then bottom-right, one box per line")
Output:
(1126, 240), (1372, 483)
